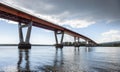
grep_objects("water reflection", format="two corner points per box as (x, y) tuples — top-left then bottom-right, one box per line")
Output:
(74, 47), (80, 52)
(54, 49), (64, 66)
(1, 46), (120, 71)
(85, 47), (93, 52)
(39, 48), (64, 72)
(74, 47), (80, 55)
(17, 49), (30, 72)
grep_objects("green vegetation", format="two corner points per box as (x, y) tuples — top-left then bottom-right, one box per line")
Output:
(98, 41), (120, 47)
(62, 41), (87, 46)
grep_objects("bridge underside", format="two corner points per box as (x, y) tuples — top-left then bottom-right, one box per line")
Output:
(0, 3), (97, 49)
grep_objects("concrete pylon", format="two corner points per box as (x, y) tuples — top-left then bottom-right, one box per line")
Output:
(74, 37), (80, 47)
(54, 30), (64, 49)
(18, 21), (32, 49)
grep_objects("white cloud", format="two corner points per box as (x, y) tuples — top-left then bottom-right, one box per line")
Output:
(63, 34), (74, 42)
(106, 19), (120, 24)
(59, 19), (96, 28)
(0, 18), (18, 24)
(0, 35), (18, 44)
(42, 3), (55, 11)
(43, 29), (52, 33)
(0, 0), (14, 4)
(36, 14), (61, 24)
(98, 30), (120, 43)
(0, 18), (6, 21)
(35, 14), (96, 28)
(102, 30), (119, 36)
(7, 21), (18, 24)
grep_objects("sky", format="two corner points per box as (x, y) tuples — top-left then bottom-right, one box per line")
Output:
(0, 0), (120, 44)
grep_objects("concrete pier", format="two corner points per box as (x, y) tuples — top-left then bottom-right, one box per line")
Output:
(18, 22), (32, 49)
(54, 30), (64, 49)
(18, 43), (31, 49)
(55, 44), (63, 49)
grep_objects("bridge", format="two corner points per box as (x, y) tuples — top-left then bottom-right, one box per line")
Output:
(0, 3), (97, 49)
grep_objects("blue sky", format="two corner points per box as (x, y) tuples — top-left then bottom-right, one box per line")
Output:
(0, 0), (120, 44)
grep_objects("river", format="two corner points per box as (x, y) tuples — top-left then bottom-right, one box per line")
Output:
(0, 46), (120, 72)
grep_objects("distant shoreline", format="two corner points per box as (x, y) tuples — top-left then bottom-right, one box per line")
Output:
(0, 44), (54, 46)
(0, 44), (119, 47)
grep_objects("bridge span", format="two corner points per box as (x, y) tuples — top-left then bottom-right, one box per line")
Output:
(0, 3), (97, 48)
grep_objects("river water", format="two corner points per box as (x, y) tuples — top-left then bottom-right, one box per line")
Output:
(0, 46), (120, 72)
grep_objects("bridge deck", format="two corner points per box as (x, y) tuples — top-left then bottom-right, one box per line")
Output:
(0, 3), (97, 44)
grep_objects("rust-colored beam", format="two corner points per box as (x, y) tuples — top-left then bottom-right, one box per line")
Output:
(0, 3), (97, 45)
(0, 3), (64, 30)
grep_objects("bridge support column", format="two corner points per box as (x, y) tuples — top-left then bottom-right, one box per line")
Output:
(85, 40), (88, 46)
(86, 40), (92, 47)
(54, 30), (64, 49)
(89, 41), (92, 46)
(89, 41), (94, 46)
(74, 37), (80, 47)
(18, 21), (32, 49)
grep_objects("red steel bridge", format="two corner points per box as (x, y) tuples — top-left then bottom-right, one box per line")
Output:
(0, 3), (97, 48)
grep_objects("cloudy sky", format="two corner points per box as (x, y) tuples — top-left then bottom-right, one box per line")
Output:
(0, 0), (120, 44)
